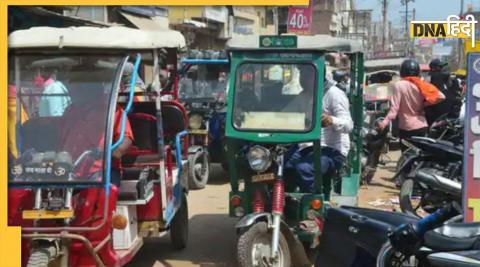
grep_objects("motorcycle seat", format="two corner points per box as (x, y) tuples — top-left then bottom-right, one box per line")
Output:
(427, 250), (480, 267)
(424, 230), (479, 251)
(434, 222), (480, 239)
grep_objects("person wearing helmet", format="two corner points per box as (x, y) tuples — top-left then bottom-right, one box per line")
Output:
(378, 59), (444, 153)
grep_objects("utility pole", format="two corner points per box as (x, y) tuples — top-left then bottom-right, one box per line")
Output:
(382, 0), (388, 51)
(460, 0), (464, 16)
(401, 0), (415, 57)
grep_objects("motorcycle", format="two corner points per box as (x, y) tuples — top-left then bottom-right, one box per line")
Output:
(315, 202), (480, 267)
(395, 115), (463, 187)
(361, 111), (390, 185)
(396, 137), (463, 217)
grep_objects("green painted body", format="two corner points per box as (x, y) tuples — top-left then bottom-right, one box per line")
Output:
(226, 48), (364, 246)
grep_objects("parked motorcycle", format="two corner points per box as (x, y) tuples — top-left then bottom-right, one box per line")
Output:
(396, 137), (463, 217)
(395, 115), (463, 187)
(315, 203), (479, 267)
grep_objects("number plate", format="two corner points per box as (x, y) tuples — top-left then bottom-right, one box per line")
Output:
(189, 129), (208, 135)
(22, 209), (74, 220)
(251, 172), (275, 183)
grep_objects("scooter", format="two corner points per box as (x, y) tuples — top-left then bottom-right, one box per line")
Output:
(315, 203), (480, 267)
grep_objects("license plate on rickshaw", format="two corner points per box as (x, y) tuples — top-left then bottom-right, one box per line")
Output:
(189, 129), (208, 135)
(251, 172), (275, 183)
(22, 209), (74, 220)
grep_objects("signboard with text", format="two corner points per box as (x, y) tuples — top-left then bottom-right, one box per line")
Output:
(287, 0), (312, 35)
(464, 53), (480, 222)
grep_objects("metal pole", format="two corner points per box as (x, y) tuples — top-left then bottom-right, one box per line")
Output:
(405, 1), (408, 38)
(382, 0), (388, 51)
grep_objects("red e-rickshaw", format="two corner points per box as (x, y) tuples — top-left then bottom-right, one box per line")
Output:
(8, 26), (189, 267)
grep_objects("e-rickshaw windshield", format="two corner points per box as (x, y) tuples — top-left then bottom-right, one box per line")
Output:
(8, 54), (125, 185)
(180, 64), (229, 100)
(232, 62), (316, 132)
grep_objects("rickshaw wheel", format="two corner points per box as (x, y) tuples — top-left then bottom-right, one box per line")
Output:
(170, 193), (188, 250)
(237, 222), (291, 267)
(188, 151), (210, 190)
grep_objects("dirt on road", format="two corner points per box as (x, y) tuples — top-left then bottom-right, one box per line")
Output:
(128, 151), (401, 267)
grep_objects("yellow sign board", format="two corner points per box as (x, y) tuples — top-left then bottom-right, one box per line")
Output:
(22, 209), (74, 220)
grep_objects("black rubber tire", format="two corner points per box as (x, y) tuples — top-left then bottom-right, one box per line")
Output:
(220, 160), (229, 172)
(237, 222), (291, 267)
(399, 179), (422, 217)
(394, 151), (410, 186)
(188, 151), (210, 190)
(170, 193), (189, 250)
(27, 248), (50, 267)
(376, 242), (418, 267)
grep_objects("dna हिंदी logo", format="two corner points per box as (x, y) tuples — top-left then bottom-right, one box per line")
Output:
(410, 15), (477, 47)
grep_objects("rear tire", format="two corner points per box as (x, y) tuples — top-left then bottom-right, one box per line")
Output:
(27, 248), (50, 267)
(170, 193), (188, 250)
(188, 151), (210, 190)
(237, 222), (291, 267)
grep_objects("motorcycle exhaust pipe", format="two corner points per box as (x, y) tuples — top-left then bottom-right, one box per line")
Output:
(416, 168), (462, 196)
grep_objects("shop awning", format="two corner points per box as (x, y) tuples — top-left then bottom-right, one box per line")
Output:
(119, 11), (168, 30)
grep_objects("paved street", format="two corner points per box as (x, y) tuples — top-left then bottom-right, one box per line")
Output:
(128, 151), (401, 267)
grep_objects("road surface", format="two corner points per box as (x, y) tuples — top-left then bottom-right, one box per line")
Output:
(128, 151), (400, 267)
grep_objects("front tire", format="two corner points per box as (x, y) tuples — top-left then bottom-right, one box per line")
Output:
(27, 248), (51, 267)
(188, 150), (210, 190)
(237, 222), (291, 267)
(376, 242), (419, 267)
(170, 193), (188, 250)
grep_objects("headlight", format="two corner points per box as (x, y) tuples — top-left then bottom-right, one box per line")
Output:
(247, 146), (272, 172)
(189, 114), (203, 130)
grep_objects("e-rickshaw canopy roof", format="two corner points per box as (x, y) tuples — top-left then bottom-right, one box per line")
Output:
(364, 57), (407, 71)
(8, 26), (186, 50)
(226, 34), (364, 53)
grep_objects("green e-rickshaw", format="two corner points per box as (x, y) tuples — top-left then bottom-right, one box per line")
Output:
(225, 35), (364, 267)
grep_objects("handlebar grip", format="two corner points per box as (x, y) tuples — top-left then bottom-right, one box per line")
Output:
(414, 203), (460, 235)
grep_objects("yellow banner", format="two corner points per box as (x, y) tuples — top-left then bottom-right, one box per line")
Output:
(410, 23), (474, 39)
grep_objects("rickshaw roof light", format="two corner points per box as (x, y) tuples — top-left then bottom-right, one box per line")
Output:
(226, 34), (363, 53)
(259, 35), (297, 48)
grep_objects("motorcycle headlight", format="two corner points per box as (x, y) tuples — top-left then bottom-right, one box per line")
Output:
(189, 114), (203, 130)
(247, 146), (272, 172)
